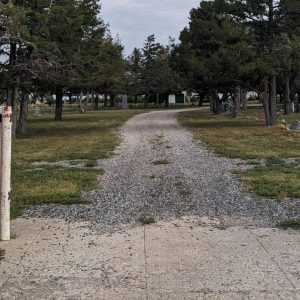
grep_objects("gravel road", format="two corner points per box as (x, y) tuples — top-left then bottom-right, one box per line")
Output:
(24, 109), (300, 232)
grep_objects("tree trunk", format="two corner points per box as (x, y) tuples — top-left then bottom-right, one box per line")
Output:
(55, 86), (63, 121)
(269, 75), (277, 125)
(232, 84), (241, 117)
(134, 95), (138, 105)
(11, 85), (19, 139)
(165, 94), (170, 108)
(7, 43), (16, 106)
(144, 94), (148, 108)
(94, 94), (99, 110)
(91, 93), (95, 110)
(279, 94), (283, 104)
(84, 92), (90, 111)
(79, 91), (83, 107)
(156, 93), (160, 107)
(284, 75), (292, 115)
(241, 89), (247, 110)
(110, 94), (115, 107)
(221, 92), (228, 112)
(104, 94), (108, 107)
(262, 78), (271, 125)
(262, 77), (277, 126)
(7, 83), (19, 139)
(209, 90), (222, 115)
(199, 91), (205, 106)
(17, 91), (29, 135)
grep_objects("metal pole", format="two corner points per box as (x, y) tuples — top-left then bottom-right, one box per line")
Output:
(0, 108), (2, 237)
(1, 106), (12, 241)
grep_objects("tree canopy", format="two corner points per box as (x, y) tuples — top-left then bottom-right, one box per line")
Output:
(172, 0), (300, 123)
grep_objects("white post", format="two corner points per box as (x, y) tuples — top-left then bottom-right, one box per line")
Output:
(1, 106), (12, 241)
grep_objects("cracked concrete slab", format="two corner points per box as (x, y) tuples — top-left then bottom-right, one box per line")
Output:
(0, 217), (299, 299)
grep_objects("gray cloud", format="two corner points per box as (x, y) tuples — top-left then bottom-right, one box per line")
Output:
(100, 0), (200, 55)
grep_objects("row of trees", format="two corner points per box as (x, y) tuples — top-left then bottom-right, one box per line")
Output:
(1, 0), (181, 135)
(0, 0), (124, 135)
(2, 0), (300, 133)
(171, 0), (300, 125)
(127, 35), (179, 108)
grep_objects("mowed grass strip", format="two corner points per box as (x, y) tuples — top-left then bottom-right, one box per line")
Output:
(178, 107), (300, 159)
(14, 109), (142, 162)
(11, 166), (102, 218)
(239, 164), (300, 198)
(178, 107), (300, 199)
(11, 108), (143, 217)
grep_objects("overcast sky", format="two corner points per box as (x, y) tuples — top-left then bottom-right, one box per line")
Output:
(100, 0), (200, 56)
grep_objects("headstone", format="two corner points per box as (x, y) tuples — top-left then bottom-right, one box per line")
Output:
(290, 120), (300, 131)
(34, 105), (42, 116)
(122, 95), (128, 109)
(291, 102), (295, 113)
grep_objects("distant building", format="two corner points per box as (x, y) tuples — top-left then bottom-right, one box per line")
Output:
(168, 93), (186, 104)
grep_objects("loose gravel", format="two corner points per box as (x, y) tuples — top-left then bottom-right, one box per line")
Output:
(23, 109), (300, 232)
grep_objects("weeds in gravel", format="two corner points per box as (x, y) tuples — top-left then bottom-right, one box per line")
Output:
(85, 160), (97, 168)
(138, 215), (155, 225)
(0, 249), (5, 261)
(179, 108), (300, 200)
(277, 219), (300, 230)
(152, 159), (170, 165)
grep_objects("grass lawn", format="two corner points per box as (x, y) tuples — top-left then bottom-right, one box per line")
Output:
(178, 107), (300, 200)
(11, 107), (144, 218)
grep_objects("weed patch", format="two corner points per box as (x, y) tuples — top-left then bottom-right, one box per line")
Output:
(138, 215), (155, 225)
(152, 159), (170, 165)
(277, 219), (300, 230)
(0, 249), (5, 261)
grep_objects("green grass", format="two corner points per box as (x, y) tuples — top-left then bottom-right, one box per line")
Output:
(15, 109), (143, 163)
(178, 108), (300, 159)
(239, 163), (300, 198)
(152, 159), (170, 165)
(11, 166), (101, 218)
(0, 249), (5, 261)
(138, 215), (155, 225)
(11, 107), (144, 218)
(179, 108), (300, 199)
(277, 219), (300, 230)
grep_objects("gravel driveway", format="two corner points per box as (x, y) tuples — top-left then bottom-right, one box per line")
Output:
(4, 109), (300, 299)
(25, 109), (300, 232)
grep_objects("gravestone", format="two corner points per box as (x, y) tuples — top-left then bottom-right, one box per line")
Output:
(122, 95), (128, 109)
(34, 105), (42, 116)
(290, 121), (300, 131)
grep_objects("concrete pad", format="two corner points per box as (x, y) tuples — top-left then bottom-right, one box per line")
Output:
(144, 218), (300, 299)
(0, 218), (146, 299)
(0, 217), (300, 299)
